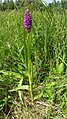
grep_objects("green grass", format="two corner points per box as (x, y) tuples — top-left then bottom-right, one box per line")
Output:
(0, 6), (67, 119)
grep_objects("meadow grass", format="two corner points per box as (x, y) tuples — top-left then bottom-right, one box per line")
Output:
(0, 6), (67, 119)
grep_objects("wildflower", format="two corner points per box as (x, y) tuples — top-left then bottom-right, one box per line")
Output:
(24, 9), (32, 32)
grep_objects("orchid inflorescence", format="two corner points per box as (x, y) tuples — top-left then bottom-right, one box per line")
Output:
(24, 9), (32, 32)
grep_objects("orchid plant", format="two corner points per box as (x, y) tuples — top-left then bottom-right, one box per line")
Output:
(24, 9), (33, 101)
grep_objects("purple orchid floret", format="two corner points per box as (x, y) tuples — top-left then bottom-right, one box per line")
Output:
(24, 9), (32, 32)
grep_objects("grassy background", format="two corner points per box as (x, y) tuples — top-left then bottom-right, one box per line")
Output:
(0, 5), (67, 119)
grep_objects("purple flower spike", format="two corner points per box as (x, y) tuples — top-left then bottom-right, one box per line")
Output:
(24, 9), (32, 32)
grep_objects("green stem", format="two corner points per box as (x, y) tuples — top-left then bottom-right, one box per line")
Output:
(27, 33), (33, 102)
(24, 30), (28, 69)
(28, 72), (33, 102)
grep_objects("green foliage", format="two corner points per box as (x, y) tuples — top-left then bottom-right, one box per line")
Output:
(0, 3), (67, 118)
